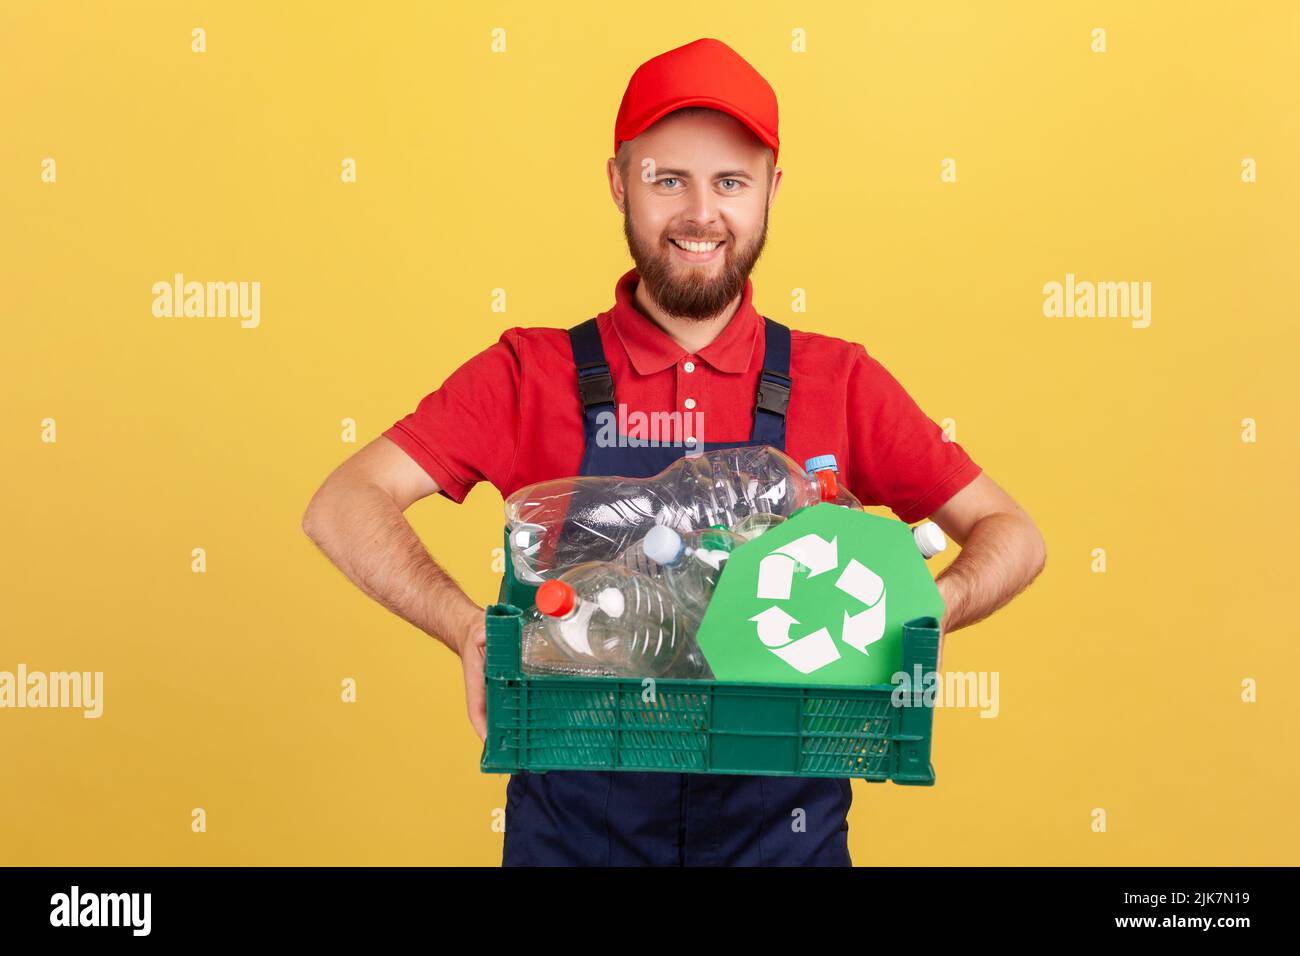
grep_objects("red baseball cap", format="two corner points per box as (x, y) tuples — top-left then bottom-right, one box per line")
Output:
(614, 38), (780, 164)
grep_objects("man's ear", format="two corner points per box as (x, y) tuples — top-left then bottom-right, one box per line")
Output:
(769, 164), (783, 206)
(607, 156), (626, 212)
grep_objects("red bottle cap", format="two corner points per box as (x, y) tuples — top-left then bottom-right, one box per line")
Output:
(536, 580), (576, 617)
(815, 469), (839, 502)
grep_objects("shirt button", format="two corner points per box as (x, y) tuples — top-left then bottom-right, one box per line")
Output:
(683, 361), (696, 373)
(684, 398), (697, 410)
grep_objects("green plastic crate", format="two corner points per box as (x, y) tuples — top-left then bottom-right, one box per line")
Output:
(479, 528), (941, 785)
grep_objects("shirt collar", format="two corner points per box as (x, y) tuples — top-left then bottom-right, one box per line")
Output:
(607, 267), (762, 375)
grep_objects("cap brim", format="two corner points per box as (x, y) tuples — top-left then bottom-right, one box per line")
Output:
(619, 94), (779, 160)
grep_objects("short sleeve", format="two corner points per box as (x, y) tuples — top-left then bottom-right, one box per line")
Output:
(846, 345), (982, 524)
(382, 330), (523, 503)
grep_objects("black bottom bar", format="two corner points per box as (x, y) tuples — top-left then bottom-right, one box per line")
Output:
(0, 866), (1286, 941)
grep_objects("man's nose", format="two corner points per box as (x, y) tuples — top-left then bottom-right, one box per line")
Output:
(681, 181), (722, 227)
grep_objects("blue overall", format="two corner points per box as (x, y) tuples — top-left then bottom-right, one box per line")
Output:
(501, 316), (854, 867)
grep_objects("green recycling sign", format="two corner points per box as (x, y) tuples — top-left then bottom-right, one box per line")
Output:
(697, 504), (944, 686)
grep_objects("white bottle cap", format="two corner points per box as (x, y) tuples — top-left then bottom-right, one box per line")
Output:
(913, 521), (947, 558)
(642, 525), (684, 566)
(596, 587), (625, 619)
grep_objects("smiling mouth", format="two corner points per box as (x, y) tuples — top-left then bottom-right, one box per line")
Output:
(669, 238), (725, 253)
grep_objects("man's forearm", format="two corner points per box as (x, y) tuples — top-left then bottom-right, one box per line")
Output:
(935, 512), (1046, 634)
(302, 477), (480, 653)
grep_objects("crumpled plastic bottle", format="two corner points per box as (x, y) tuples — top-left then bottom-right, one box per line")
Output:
(506, 446), (857, 583)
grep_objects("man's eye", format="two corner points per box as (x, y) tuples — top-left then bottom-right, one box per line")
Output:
(720, 179), (741, 190)
(659, 178), (680, 188)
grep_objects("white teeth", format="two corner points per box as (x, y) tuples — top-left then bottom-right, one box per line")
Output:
(673, 239), (721, 253)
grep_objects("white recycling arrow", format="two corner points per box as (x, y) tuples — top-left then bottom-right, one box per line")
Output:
(757, 552), (796, 600)
(835, 558), (886, 655)
(773, 533), (838, 577)
(840, 603), (886, 655)
(756, 533), (840, 600)
(770, 627), (841, 674)
(835, 558), (884, 606)
(748, 606), (800, 647)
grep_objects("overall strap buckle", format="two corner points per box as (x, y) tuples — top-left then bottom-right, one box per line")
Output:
(755, 369), (792, 416)
(576, 361), (615, 408)
(569, 318), (616, 411)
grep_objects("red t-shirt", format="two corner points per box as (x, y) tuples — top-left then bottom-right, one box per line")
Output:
(384, 268), (982, 525)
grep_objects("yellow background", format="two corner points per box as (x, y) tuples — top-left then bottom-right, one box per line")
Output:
(3, 1), (1297, 866)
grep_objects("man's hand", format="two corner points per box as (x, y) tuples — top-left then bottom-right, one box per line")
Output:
(927, 472), (1047, 664)
(303, 436), (495, 744)
(456, 614), (488, 743)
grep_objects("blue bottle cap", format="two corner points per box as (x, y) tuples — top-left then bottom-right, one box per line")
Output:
(804, 454), (839, 474)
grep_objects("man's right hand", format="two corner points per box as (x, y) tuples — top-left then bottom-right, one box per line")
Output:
(456, 614), (489, 743)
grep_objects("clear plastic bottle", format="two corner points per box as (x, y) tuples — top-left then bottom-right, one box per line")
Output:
(506, 446), (856, 582)
(730, 511), (787, 541)
(521, 607), (619, 677)
(533, 563), (711, 679)
(617, 525), (742, 610)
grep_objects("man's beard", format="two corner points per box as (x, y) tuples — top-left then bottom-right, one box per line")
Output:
(622, 198), (769, 320)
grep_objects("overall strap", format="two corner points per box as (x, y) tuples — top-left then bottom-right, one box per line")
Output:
(751, 316), (792, 446)
(568, 318), (615, 436)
